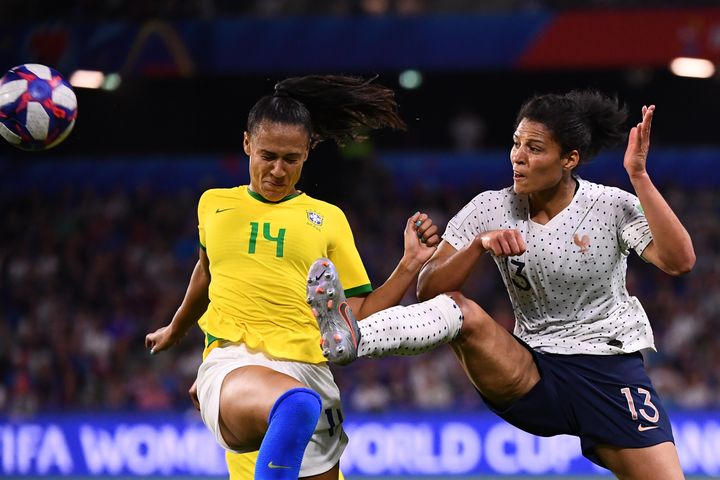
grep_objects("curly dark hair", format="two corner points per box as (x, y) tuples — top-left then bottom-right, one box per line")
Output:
(515, 90), (629, 163)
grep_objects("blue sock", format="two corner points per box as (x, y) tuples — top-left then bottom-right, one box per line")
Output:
(254, 387), (322, 479)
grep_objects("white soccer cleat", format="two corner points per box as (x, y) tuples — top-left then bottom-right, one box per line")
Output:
(306, 258), (361, 365)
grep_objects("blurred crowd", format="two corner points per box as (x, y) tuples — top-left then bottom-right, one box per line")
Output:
(3, 0), (719, 21)
(0, 155), (718, 418)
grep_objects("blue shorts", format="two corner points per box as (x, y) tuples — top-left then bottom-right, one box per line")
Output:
(482, 342), (674, 467)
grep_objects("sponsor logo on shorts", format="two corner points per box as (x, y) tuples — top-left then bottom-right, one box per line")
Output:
(268, 461), (291, 469)
(637, 424), (660, 432)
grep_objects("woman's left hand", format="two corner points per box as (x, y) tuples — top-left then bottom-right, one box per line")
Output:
(624, 104), (655, 178)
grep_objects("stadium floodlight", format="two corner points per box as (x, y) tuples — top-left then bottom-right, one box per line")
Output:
(102, 73), (122, 91)
(399, 69), (423, 89)
(669, 57), (715, 79)
(69, 70), (105, 89)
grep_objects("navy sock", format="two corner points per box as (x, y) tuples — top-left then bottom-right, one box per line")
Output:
(254, 387), (322, 479)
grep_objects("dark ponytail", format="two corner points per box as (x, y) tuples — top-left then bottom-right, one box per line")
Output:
(515, 90), (628, 162)
(247, 75), (406, 147)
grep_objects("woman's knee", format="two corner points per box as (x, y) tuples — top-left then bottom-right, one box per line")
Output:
(219, 367), (306, 449)
(445, 292), (493, 338)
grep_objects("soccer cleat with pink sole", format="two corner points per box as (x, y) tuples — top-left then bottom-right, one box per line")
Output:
(306, 258), (361, 365)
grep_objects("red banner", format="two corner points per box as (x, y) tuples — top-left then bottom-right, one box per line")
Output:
(519, 8), (720, 69)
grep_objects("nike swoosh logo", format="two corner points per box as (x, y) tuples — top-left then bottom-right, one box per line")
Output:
(638, 424), (660, 432)
(267, 461), (291, 469)
(339, 302), (358, 347)
(216, 208), (234, 213)
(314, 269), (326, 282)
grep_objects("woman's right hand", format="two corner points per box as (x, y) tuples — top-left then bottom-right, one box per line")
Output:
(188, 379), (201, 411)
(145, 324), (181, 354)
(478, 229), (526, 256)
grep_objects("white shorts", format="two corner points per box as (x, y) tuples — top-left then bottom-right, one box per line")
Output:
(196, 342), (347, 477)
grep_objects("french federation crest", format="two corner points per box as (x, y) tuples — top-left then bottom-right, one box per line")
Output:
(307, 210), (323, 226)
(573, 233), (590, 254)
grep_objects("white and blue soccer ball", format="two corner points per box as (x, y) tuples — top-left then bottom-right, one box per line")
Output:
(0, 63), (77, 151)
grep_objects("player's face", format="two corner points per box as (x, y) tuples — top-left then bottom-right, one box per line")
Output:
(510, 118), (573, 195)
(244, 121), (310, 202)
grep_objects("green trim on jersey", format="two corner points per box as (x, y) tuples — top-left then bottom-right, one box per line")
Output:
(206, 331), (220, 349)
(346, 284), (373, 298)
(199, 241), (206, 251)
(247, 188), (302, 204)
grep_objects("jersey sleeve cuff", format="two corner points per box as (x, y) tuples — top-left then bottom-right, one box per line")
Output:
(345, 284), (373, 298)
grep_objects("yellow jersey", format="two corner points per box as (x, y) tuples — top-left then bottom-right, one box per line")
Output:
(198, 185), (371, 364)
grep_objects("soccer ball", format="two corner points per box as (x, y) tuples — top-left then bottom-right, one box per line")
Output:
(0, 63), (77, 151)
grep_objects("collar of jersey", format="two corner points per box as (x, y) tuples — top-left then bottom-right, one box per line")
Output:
(246, 187), (302, 204)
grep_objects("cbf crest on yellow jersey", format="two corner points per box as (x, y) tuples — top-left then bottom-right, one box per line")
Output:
(198, 186), (371, 364)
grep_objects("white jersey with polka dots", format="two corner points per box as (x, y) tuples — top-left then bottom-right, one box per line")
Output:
(443, 177), (656, 355)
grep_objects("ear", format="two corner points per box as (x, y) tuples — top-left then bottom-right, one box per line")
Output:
(243, 131), (251, 156)
(563, 150), (580, 170)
